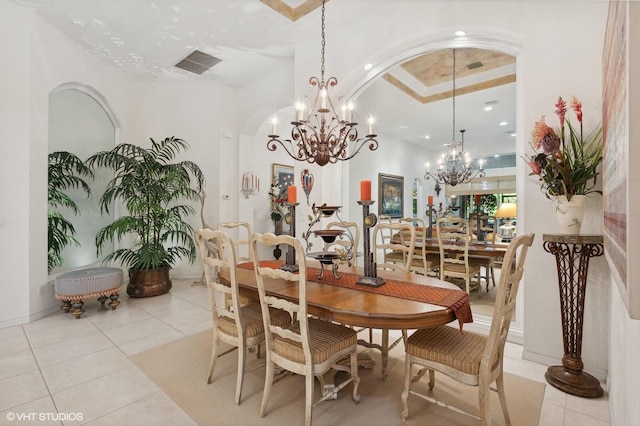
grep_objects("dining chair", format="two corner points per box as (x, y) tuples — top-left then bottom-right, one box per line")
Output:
(324, 220), (360, 266)
(399, 217), (438, 275)
(377, 215), (396, 265)
(251, 232), (360, 426)
(195, 190), (213, 285)
(436, 217), (483, 295)
(217, 221), (255, 307)
(373, 221), (415, 272)
(218, 221), (253, 264)
(400, 233), (535, 425)
(368, 221), (416, 377)
(196, 229), (292, 405)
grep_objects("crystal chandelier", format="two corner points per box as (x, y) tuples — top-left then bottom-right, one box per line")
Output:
(266, 0), (378, 167)
(424, 49), (485, 195)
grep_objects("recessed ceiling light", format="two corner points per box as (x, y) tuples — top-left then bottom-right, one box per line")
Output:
(494, 154), (500, 158)
(455, 30), (467, 36)
(511, 133), (517, 137)
(364, 63), (373, 71)
(425, 135), (430, 139)
(484, 106), (493, 111)
(499, 121), (508, 126)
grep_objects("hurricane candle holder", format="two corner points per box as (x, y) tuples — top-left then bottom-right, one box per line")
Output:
(280, 202), (300, 272)
(356, 200), (385, 287)
(426, 204), (434, 239)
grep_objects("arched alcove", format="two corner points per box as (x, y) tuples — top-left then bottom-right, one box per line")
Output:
(48, 83), (119, 272)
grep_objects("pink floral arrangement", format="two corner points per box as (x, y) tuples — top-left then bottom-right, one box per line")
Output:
(524, 96), (603, 201)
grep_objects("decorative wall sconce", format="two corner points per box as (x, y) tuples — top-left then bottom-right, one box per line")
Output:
(241, 172), (260, 198)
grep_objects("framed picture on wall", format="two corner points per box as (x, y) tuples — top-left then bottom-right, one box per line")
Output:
(271, 163), (294, 203)
(378, 173), (404, 218)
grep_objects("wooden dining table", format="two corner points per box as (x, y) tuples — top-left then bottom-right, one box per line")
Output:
(417, 237), (509, 260)
(391, 232), (509, 261)
(220, 260), (472, 382)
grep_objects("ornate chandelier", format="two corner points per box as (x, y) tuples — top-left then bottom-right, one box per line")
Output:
(266, 0), (378, 166)
(424, 49), (485, 195)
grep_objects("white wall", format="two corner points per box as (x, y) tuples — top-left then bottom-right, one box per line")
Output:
(123, 81), (238, 278)
(0, 0), (32, 326)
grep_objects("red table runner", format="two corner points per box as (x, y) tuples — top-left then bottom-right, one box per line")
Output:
(237, 261), (472, 329)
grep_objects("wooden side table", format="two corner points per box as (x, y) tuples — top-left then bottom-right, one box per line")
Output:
(542, 234), (604, 398)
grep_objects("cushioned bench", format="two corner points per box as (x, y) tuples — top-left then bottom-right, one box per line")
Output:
(55, 267), (123, 319)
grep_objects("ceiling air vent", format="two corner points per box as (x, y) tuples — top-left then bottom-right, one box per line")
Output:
(467, 61), (484, 70)
(175, 50), (221, 75)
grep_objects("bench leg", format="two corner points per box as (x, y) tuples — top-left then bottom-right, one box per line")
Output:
(61, 300), (72, 313)
(71, 300), (85, 319)
(109, 293), (121, 310)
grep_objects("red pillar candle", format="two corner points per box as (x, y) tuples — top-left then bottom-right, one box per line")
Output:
(360, 180), (371, 201)
(287, 186), (297, 203)
(475, 194), (482, 205)
(428, 195), (434, 206)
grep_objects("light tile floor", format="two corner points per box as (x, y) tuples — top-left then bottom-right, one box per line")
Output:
(0, 278), (611, 425)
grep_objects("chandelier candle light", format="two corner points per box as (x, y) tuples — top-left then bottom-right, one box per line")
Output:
(424, 49), (485, 192)
(266, 0), (379, 166)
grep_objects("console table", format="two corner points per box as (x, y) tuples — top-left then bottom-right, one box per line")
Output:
(542, 234), (604, 398)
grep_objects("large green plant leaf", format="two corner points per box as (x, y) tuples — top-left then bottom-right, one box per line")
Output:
(87, 136), (205, 271)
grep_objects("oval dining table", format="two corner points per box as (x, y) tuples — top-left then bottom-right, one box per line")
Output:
(219, 260), (472, 385)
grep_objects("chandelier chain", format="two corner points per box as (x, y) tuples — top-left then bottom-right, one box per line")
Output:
(423, 48), (485, 189)
(452, 48), (456, 142)
(320, 0), (326, 81)
(265, 0), (379, 166)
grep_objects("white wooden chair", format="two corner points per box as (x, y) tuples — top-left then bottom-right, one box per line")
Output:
(401, 233), (534, 425)
(324, 220), (360, 266)
(436, 217), (483, 294)
(372, 221), (415, 273)
(399, 217), (438, 275)
(218, 221), (253, 264)
(365, 222), (416, 377)
(251, 233), (360, 426)
(217, 221), (255, 307)
(196, 229), (291, 405)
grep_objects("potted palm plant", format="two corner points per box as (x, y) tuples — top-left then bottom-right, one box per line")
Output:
(48, 151), (93, 273)
(87, 136), (205, 297)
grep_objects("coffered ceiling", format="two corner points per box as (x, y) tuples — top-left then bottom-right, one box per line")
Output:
(10, 0), (516, 157)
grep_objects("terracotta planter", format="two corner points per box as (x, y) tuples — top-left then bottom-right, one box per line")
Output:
(127, 267), (172, 297)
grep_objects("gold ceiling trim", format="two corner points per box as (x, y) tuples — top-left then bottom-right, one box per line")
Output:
(260, 0), (325, 21)
(382, 73), (517, 105)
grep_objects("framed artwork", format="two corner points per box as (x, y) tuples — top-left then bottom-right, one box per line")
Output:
(378, 173), (404, 218)
(602, 1), (637, 318)
(271, 163), (294, 203)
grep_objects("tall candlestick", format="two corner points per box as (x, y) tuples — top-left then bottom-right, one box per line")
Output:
(271, 116), (277, 135)
(368, 115), (374, 135)
(287, 186), (297, 203)
(360, 180), (371, 201)
(428, 195), (434, 206)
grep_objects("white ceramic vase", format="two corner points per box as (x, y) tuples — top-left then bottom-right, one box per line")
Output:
(556, 195), (585, 234)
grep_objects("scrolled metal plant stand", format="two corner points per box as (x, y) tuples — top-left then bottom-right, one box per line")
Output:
(542, 234), (604, 398)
